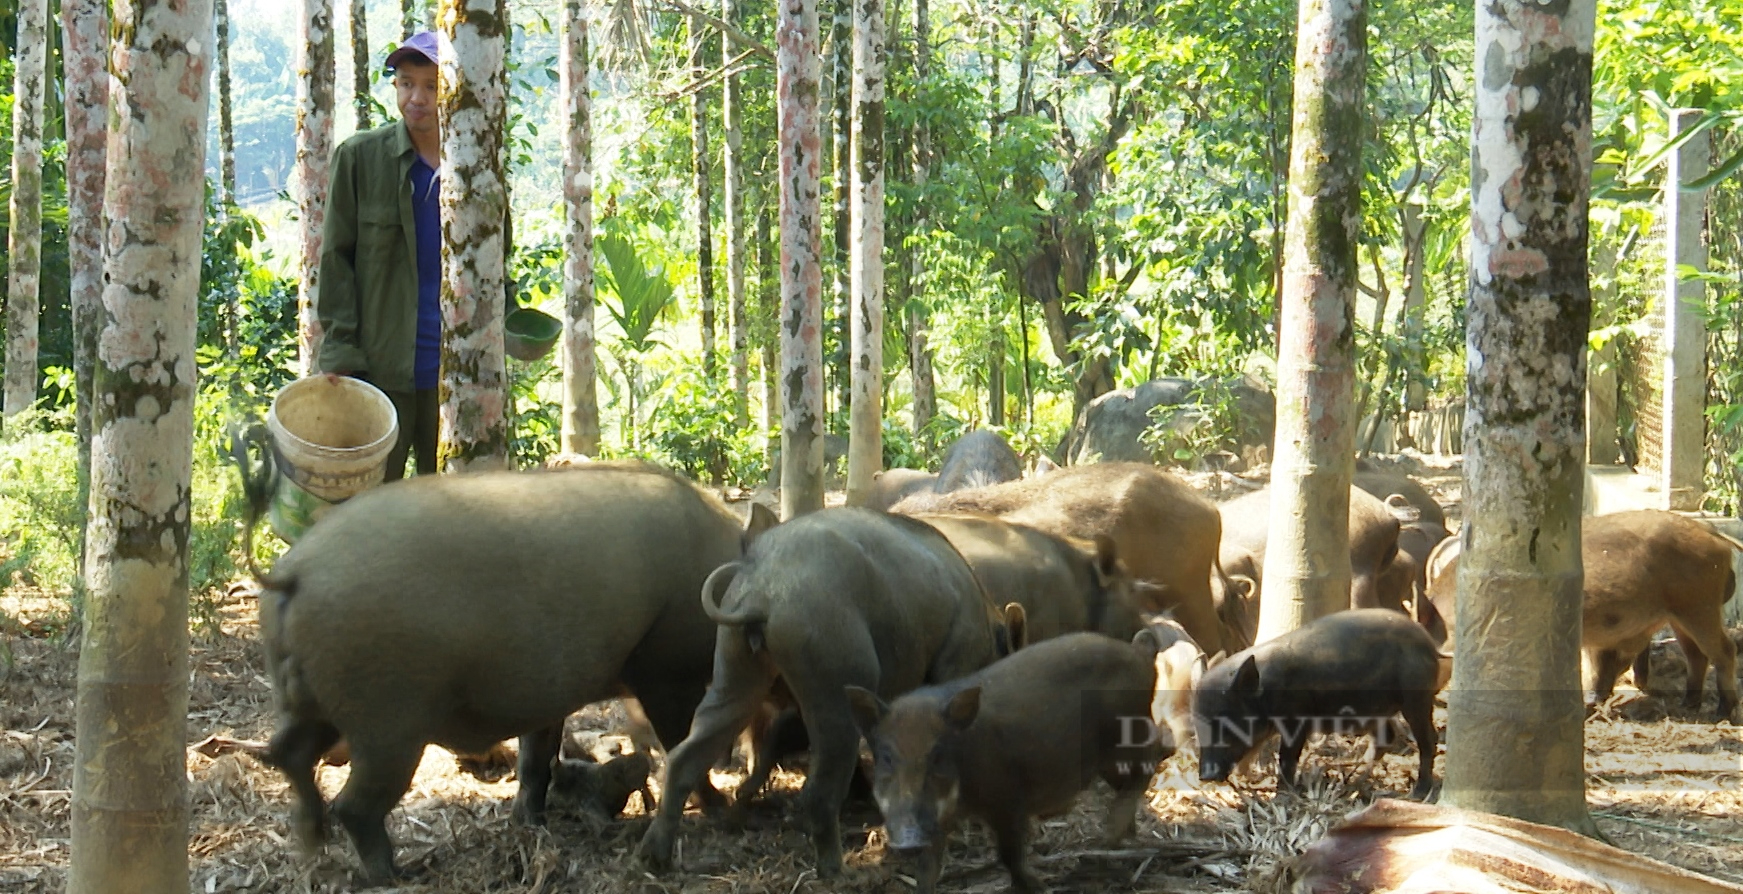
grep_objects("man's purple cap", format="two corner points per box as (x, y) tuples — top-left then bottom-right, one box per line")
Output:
(386, 30), (441, 70)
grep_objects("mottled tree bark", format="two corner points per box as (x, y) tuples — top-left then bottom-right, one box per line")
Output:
(560, 0), (599, 456)
(3, 0), (48, 420)
(439, 0), (511, 471)
(293, 0), (336, 374)
(215, 0), (237, 203)
(1443, 0), (1597, 833)
(724, 0), (749, 424)
(1254, 0), (1366, 643)
(350, 0), (371, 129)
(778, 0), (825, 517)
(62, 0), (109, 570)
(844, 0), (885, 506)
(691, 17), (717, 376)
(759, 203), (778, 469)
(906, 0), (936, 437)
(827, 0), (851, 424)
(69, 1), (211, 890)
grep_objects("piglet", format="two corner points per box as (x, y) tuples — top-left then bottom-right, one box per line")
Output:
(848, 632), (1166, 894)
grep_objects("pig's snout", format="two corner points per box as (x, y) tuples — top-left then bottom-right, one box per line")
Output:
(885, 816), (936, 856)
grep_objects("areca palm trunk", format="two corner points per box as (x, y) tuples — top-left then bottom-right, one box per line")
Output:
(62, 0), (109, 566)
(692, 18), (717, 376)
(778, 0), (825, 518)
(69, 1), (212, 889)
(906, 0), (936, 437)
(1443, 0), (1598, 834)
(351, 0), (371, 129)
(844, 0), (885, 506)
(1254, 0), (1366, 642)
(3, 0), (48, 420)
(724, 0), (749, 424)
(560, 0), (600, 456)
(439, 0), (512, 471)
(215, 0), (237, 203)
(293, 0), (336, 373)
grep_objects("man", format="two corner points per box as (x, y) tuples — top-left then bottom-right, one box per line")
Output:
(315, 31), (445, 479)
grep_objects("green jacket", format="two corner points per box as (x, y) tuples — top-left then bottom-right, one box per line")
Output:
(315, 121), (422, 393)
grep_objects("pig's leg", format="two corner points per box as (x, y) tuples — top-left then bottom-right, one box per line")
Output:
(908, 842), (945, 894)
(329, 736), (423, 884)
(1631, 649), (1653, 692)
(1670, 616), (1739, 717)
(636, 681), (731, 813)
(637, 633), (777, 871)
(511, 725), (563, 825)
(1400, 699), (1437, 800)
(266, 718), (342, 851)
(736, 704), (803, 809)
(788, 694), (863, 876)
(1584, 647), (1632, 709)
(990, 812), (1048, 894)
(1275, 726), (1308, 791)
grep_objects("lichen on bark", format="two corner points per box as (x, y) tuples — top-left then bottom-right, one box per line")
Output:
(778, 0), (825, 518)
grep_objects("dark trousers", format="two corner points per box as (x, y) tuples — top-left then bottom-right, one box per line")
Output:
(383, 387), (439, 480)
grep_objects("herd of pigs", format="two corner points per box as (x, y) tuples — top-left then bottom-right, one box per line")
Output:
(237, 429), (1742, 891)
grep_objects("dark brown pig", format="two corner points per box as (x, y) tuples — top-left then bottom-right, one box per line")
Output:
(892, 462), (1235, 655)
(918, 514), (1146, 643)
(864, 468), (940, 511)
(1216, 484), (1412, 634)
(1194, 609), (1442, 799)
(636, 507), (1024, 877)
(1422, 510), (1740, 719)
(246, 461), (754, 883)
(1353, 464), (1447, 528)
(848, 632), (1166, 894)
(935, 429), (1024, 493)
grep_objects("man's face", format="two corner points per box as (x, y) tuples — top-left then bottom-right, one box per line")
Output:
(395, 61), (440, 137)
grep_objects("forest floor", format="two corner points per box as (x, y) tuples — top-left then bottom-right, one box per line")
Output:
(3, 454), (1742, 893)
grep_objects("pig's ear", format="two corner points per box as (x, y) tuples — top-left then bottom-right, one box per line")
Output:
(743, 502), (780, 550)
(1232, 655), (1262, 696)
(1001, 602), (1028, 653)
(1091, 534), (1125, 582)
(943, 687), (982, 730)
(846, 685), (888, 736)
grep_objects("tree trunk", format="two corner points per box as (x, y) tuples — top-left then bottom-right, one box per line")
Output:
(401, 0), (416, 38)
(3, 0), (48, 420)
(827, 0), (851, 427)
(759, 202), (778, 469)
(69, 1), (211, 889)
(690, 18), (717, 377)
(724, 0), (749, 425)
(560, 0), (599, 456)
(350, 0), (371, 130)
(215, 0), (237, 203)
(906, 0), (936, 438)
(439, 0), (511, 471)
(293, 0), (336, 374)
(844, 0), (885, 506)
(62, 0), (108, 574)
(778, 0), (825, 518)
(1443, 0), (1598, 833)
(1253, 0), (1366, 643)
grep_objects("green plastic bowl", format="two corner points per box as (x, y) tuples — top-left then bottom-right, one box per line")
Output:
(504, 307), (562, 362)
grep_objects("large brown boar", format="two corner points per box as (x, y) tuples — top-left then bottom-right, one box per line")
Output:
(848, 632), (1166, 894)
(1423, 509), (1740, 719)
(636, 507), (1024, 877)
(918, 513), (1146, 643)
(248, 461), (752, 883)
(892, 462), (1235, 654)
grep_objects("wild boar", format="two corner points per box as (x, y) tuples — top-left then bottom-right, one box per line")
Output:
(935, 429), (1024, 493)
(245, 460), (753, 883)
(636, 507), (1025, 877)
(1195, 609), (1442, 799)
(1217, 484), (1412, 633)
(864, 468), (940, 511)
(848, 632), (1167, 894)
(892, 462), (1235, 655)
(918, 513), (1146, 643)
(1422, 510), (1740, 719)
(1353, 464), (1447, 528)
(1145, 615), (1206, 755)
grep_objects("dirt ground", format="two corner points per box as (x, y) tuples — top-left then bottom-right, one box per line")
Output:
(4, 456), (1742, 893)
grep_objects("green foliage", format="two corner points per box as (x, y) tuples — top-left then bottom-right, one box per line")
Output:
(598, 226), (677, 355)
(643, 367), (765, 486)
(0, 411), (83, 598)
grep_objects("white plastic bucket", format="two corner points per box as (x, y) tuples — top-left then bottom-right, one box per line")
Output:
(265, 375), (399, 542)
